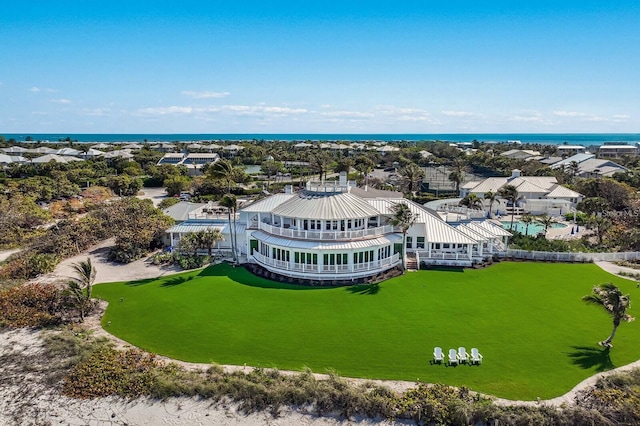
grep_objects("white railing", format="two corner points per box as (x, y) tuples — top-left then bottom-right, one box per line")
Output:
(502, 250), (640, 262)
(421, 258), (473, 267)
(417, 251), (472, 261)
(252, 251), (400, 274)
(254, 222), (398, 240)
(189, 212), (239, 220)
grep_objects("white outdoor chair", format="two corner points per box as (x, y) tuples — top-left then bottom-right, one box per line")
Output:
(433, 347), (445, 364)
(470, 348), (483, 364)
(448, 348), (459, 366)
(458, 347), (469, 364)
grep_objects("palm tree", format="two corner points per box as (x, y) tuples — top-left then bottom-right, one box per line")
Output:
(520, 213), (535, 236)
(497, 185), (523, 231)
(484, 191), (498, 218)
(200, 228), (224, 257)
(458, 193), (483, 210)
(568, 161), (580, 182)
(208, 159), (236, 193)
(310, 151), (332, 181)
(354, 155), (376, 188)
(389, 202), (418, 272)
(220, 194), (238, 263)
(583, 283), (634, 348)
(535, 214), (556, 237)
(397, 163), (425, 194)
(65, 258), (97, 322)
(448, 169), (463, 194)
(179, 232), (200, 256)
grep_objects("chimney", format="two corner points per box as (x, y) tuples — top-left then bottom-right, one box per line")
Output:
(285, 185), (293, 194)
(510, 169), (521, 179)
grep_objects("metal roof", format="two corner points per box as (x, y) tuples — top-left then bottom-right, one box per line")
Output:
(251, 230), (401, 250)
(271, 191), (381, 220)
(452, 225), (487, 242)
(479, 220), (513, 237)
(240, 193), (297, 213)
(367, 198), (477, 244)
(465, 222), (504, 239)
(167, 221), (246, 235)
(162, 202), (206, 222)
(550, 153), (595, 169)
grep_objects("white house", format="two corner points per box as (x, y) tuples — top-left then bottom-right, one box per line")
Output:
(165, 173), (510, 284)
(460, 169), (583, 216)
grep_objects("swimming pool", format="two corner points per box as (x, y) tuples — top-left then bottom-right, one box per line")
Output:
(501, 221), (567, 236)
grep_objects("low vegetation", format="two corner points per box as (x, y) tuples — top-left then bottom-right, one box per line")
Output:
(34, 328), (640, 424)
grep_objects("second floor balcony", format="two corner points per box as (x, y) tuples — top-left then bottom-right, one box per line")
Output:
(250, 221), (399, 241)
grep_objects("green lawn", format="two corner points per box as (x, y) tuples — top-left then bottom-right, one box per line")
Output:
(92, 262), (640, 400)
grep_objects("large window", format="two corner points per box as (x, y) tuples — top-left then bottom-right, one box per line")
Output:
(416, 237), (425, 249)
(406, 236), (413, 249)
(295, 252), (317, 265)
(323, 253), (348, 265)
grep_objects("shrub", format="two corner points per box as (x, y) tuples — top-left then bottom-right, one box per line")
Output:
(0, 283), (64, 327)
(62, 346), (160, 398)
(157, 197), (180, 209)
(149, 251), (176, 265)
(0, 251), (59, 279)
(176, 254), (210, 270)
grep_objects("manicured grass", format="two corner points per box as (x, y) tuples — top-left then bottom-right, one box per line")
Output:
(92, 262), (640, 400)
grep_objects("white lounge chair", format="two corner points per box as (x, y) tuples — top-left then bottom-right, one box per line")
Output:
(470, 348), (483, 364)
(448, 348), (458, 365)
(458, 347), (469, 364)
(433, 347), (445, 363)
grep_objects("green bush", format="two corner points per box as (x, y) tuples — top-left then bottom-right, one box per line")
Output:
(0, 283), (64, 327)
(176, 254), (210, 270)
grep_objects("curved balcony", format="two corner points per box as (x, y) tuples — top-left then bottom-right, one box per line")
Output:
(252, 221), (398, 241)
(251, 251), (401, 280)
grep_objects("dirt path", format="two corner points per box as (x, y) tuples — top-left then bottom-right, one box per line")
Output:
(36, 238), (181, 285)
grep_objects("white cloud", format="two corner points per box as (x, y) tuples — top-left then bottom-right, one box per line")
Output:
(136, 104), (305, 119)
(181, 90), (230, 99)
(509, 113), (543, 122)
(30, 86), (41, 92)
(81, 108), (111, 116)
(441, 110), (476, 117)
(376, 105), (432, 122)
(139, 106), (194, 115)
(613, 114), (631, 123)
(553, 111), (589, 117)
(320, 110), (374, 118)
(222, 105), (307, 116)
(51, 98), (71, 104)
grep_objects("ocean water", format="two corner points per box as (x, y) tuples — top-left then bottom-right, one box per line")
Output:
(2, 133), (640, 146)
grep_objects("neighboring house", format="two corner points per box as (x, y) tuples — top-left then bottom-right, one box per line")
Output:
(460, 169), (583, 216)
(500, 149), (540, 160)
(31, 154), (84, 164)
(0, 154), (28, 165)
(162, 201), (207, 224)
(576, 158), (628, 178)
(165, 173), (511, 283)
(157, 152), (220, 169)
(549, 153), (596, 169)
(556, 145), (586, 155)
(598, 144), (639, 158)
(548, 153), (627, 178)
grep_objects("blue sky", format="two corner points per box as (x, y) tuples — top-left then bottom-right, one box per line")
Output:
(1, 1), (639, 133)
